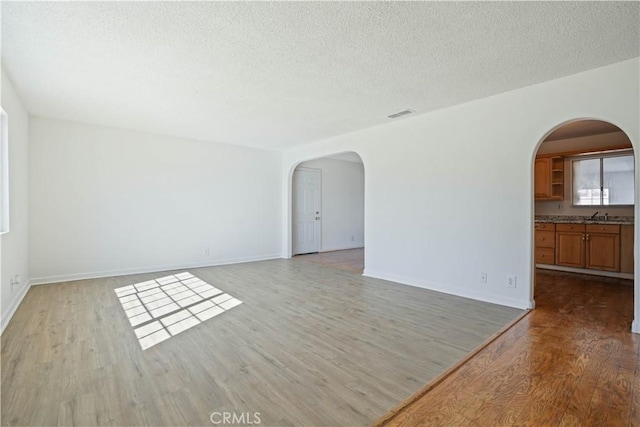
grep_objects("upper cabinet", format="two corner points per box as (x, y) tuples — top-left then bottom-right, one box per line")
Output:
(535, 156), (564, 200)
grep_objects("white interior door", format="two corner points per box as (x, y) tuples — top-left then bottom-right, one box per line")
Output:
(293, 168), (321, 255)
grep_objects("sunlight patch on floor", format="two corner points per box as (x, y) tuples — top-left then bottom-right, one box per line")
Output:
(114, 272), (242, 349)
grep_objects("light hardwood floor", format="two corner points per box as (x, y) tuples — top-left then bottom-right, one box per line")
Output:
(377, 269), (639, 426)
(1, 256), (521, 426)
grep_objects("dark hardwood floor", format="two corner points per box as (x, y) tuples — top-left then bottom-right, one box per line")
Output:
(376, 269), (639, 426)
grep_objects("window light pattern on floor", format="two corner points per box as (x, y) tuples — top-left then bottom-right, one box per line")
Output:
(114, 272), (242, 350)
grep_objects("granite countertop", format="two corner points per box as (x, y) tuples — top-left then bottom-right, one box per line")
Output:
(535, 215), (634, 225)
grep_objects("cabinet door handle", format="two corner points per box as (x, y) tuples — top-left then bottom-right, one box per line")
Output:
(582, 234), (585, 241)
(586, 234), (589, 241)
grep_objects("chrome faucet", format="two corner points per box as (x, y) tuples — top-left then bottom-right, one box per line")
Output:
(590, 211), (599, 219)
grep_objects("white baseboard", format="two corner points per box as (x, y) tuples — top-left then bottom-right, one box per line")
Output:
(363, 269), (531, 310)
(1, 279), (32, 334)
(29, 253), (283, 286)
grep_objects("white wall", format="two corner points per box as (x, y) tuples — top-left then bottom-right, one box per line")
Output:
(535, 131), (635, 216)
(1, 71), (30, 332)
(296, 157), (364, 252)
(29, 118), (282, 283)
(282, 58), (640, 326)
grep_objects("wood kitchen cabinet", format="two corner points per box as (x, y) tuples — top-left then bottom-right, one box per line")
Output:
(534, 156), (564, 200)
(585, 224), (620, 271)
(554, 223), (622, 272)
(534, 223), (555, 265)
(620, 224), (634, 274)
(555, 223), (585, 268)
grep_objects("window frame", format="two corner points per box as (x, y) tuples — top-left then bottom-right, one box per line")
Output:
(570, 149), (635, 207)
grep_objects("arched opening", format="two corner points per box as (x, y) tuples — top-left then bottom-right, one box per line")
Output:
(532, 119), (635, 330)
(289, 151), (365, 273)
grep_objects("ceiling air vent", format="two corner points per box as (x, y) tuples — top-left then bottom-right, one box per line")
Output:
(387, 109), (415, 119)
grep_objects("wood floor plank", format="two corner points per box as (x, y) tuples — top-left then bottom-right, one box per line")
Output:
(1, 252), (521, 426)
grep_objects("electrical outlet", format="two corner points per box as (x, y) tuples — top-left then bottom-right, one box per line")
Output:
(203, 248), (210, 256)
(480, 273), (487, 283)
(557, 203), (563, 210)
(507, 275), (517, 288)
(350, 236), (355, 242)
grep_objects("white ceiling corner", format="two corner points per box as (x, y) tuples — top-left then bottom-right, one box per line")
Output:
(2, 1), (638, 150)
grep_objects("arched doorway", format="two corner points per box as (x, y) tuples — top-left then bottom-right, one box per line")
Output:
(289, 151), (365, 273)
(532, 119), (636, 330)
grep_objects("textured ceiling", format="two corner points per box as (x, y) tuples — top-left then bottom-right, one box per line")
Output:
(2, 2), (639, 150)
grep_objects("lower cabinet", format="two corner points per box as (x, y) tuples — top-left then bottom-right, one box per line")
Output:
(555, 224), (585, 268)
(585, 224), (620, 272)
(537, 221), (632, 273)
(621, 224), (634, 274)
(535, 223), (555, 265)
(554, 223), (621, 272)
